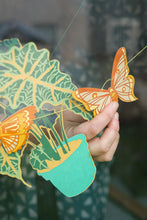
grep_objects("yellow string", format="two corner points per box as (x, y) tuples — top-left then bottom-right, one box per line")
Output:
(34, 103), (85, 121)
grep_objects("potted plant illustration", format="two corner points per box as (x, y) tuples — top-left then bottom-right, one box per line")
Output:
(30, 108), (96, 197)
(0, 38), (95, 197)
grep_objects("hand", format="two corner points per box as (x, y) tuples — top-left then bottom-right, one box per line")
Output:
(62, 102), (120, 162)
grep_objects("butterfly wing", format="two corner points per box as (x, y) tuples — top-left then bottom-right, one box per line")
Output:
(1, 134), (29, 154)
(0, 106), (37, 154)
(72, 88), (112, 116)
(111, 47), (137, 102)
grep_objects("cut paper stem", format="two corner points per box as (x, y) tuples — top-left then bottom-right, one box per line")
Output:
(40, 111), (67, 154)
(59, 105), (70, 151)
(37, 134), (96, 197)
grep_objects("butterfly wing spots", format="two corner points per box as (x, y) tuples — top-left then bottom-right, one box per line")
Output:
(111, 47), (128, 86)
(72, 88), (111, 115)
(111, 47), (130, 88)
(115, 75), (138, 102)
(111, 47), (138, 103)
(72, 88), (94, 111)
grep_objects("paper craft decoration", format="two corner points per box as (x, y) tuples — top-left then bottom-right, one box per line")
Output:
(31, 133), (96, 197)
(72, 47), (138, 116)
(0, 106), (36, 154)
(0, 39), (138, 197)
(0, 38), (95, 197)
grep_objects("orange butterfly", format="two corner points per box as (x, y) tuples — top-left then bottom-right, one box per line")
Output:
(72, 47), (138, 116)
(0, 106), (37, 154)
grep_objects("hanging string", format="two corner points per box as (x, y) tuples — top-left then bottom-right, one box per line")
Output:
(101, 45), (147, 89)
(50, 0), (86, 58)
(127, 45), (147, 64)
(35, 45), (147, 121)
(0, 0), (146, 121)
(0, 45), (146, 122)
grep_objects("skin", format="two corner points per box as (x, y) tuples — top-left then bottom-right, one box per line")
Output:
(62, 101), (120, 162)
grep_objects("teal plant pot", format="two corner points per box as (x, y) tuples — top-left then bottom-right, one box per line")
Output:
(37, 134), (96, 197)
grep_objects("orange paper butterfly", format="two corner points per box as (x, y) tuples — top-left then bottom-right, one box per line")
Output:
(72, 47), (138, 116)
(0, 106), (37, 154)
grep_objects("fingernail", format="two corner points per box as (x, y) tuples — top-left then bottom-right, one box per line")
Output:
(114, 112), (119, 120)
(111, 102), (119, 110)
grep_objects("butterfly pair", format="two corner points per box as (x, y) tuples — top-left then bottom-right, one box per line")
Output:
(0, 106), (36, 154)
(72, 47), (138, 116)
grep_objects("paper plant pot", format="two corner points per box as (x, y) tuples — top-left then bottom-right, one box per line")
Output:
(37, 134), (96, 197)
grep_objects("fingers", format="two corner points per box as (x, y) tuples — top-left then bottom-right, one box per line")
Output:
(93, 133), (120, 162)
(74, 102), (119, 140)
(66, 101), (120, 162)
(108, 112), (119, 131)
(98, 112), (119, 153)
(88, 112), (120, 161)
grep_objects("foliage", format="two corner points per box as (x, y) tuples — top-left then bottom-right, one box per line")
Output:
(0, 40), (92, 120)
(0, 38), (92, 185)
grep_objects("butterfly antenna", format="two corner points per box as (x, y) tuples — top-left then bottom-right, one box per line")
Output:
(101, 78), (111, 90)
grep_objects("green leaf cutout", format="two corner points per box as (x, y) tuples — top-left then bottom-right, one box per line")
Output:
(0, 38), (21, 53)
(30, 126), (61, 171)
(0, 42), (75, 108)
(30, 145), (52, 171)
(0, 104), (32, 187)
(0, 39), (92, 121)
(0, 146), (30, 187)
